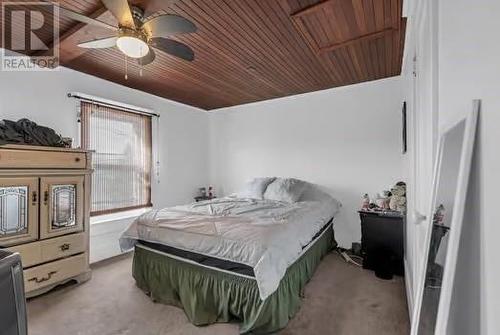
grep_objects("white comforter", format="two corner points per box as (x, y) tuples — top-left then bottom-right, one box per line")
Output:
(120, 196), (340, 300)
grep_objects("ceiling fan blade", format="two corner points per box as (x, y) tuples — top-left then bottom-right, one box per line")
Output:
(152, 38), (194, 61)
(78, 37), (118, 49)
(101, 0), (135, 28)
(142, 15), (197, 38)
(142, 0), (177, 18)
(57, 4), (117, 31)
(137, 47), (156, 66)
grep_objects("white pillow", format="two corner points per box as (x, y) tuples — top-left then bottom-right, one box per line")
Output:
(299, 182), (342, 215)
(236, 177), (276, 199)
(264, 178), (307, 203)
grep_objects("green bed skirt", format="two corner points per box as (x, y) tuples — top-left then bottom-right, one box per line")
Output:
(132, 225), (336, 334)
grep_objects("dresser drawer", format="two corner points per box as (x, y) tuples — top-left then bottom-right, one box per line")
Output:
(8, 233), (86, 267)
(8, 242), (42, 268)
(24, 253), (87, 292)
(0, 148), (86, 169)
(40, 233), (86, 263)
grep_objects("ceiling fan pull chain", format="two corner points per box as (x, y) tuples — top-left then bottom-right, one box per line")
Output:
(124, 54), (128, 80)
(139, 44), (144, 77)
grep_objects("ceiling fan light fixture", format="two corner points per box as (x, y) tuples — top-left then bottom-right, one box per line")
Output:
(117, 36), (149, 58)
(117, 29), (149, 58)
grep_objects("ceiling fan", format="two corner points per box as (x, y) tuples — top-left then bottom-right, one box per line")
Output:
(56, 0), (197, 68)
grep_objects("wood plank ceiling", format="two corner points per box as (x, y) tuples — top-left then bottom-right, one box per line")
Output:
(0, 0), (406, 110)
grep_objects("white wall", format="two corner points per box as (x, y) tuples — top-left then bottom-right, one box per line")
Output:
(209, 77), (405, 247)
(438, 1), (500, 334)
(403, 0), (500, 333)
(0, 65), (210, 262)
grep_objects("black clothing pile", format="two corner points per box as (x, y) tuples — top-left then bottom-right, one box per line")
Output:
(0, 118), (65, 147)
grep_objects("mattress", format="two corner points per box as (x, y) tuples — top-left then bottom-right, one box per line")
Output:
(136, 219), (333, 278)
(120, 194), (341, 299)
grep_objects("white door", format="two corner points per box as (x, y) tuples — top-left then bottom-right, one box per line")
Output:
(404, 0), (439, 307)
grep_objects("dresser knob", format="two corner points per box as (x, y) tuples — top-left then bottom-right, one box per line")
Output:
(75, 157), (81, 162)
(44, 190), (49, 205)
(60, 243), (71, 251)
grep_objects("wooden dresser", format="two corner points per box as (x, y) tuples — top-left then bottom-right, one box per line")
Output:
(0, 145), (92, 297)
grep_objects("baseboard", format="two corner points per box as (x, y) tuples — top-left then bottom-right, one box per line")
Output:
(404, 259), (414, 321)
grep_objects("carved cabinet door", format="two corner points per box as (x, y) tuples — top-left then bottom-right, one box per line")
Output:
(40, 176), (84, 239)
(0, 177), (39, 247)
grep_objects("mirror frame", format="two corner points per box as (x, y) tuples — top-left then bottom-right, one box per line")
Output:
(411, 100), (479, 334)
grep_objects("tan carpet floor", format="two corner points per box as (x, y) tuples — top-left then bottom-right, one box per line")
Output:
(27, 252), (410, 335)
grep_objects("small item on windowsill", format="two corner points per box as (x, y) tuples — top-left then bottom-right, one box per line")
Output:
(194, 195), (216, 202)
(195, 186), (216, 202)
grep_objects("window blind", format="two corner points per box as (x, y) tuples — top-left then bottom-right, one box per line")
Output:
(81, 101), (152, 216)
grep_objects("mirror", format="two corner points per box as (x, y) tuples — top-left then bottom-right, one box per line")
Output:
(412, 101), (479, 334)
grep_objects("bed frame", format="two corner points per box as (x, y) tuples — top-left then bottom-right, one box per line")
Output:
(132, 221), (336, 334)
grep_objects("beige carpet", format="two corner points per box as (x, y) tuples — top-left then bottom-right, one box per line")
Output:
(27, 252), (410, 335)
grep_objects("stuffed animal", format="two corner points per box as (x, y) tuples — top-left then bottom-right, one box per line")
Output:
(389, 182), (407, 212)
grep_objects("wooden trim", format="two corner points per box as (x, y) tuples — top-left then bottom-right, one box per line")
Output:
(0, 144), (90, 153)
(290, 15), (321, 54)
(291, 0), (336, 18)
(0, 148), (87, 169)
(0, 169), (92, 176)
(319, 27), (396, 54)
(289, 2), (399, 58)
(90, 204), (153, 217)
(398, 18), (407, 74)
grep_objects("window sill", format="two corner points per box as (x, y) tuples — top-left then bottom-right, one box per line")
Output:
(90, 207), (152, 225)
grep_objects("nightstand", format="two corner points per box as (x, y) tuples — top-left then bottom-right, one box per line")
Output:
(359, 210), (405, 278)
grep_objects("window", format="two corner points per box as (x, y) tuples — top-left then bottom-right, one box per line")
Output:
(81, 101), (152, 216)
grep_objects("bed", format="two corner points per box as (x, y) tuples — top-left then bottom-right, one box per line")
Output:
(120, 179), (341, 334)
